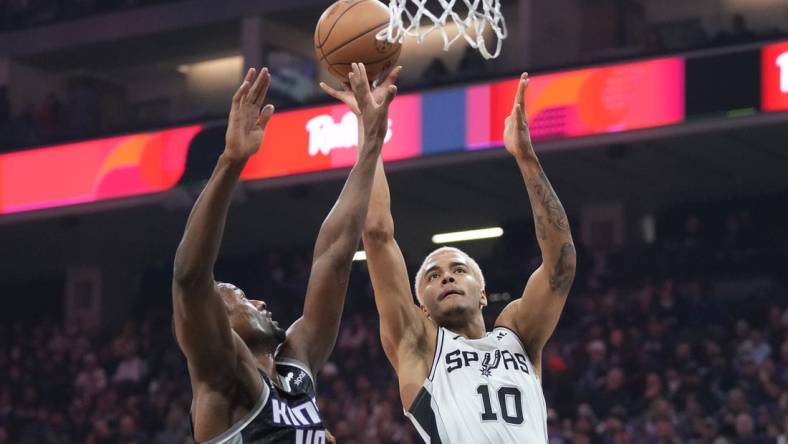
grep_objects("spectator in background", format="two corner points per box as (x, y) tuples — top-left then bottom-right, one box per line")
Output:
(112, 341), (147, 387)
(75, 354), (107, 397)
(117, 414), (147, 444)
(592, 367), (631, 418)
(734, 413), (760, 444)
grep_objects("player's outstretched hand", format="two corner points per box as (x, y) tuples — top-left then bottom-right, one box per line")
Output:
(224, 67), (275, 161)
(320, 65), (402, 116)
(503, 73), (535, 161)
(347, 62), (397, 143)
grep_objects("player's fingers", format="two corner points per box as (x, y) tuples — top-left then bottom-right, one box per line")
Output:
(348, 67), (367, 106)
(233, 68), (255, 105)
(383, 84), (398, 106)
(349, 63), (360, 90)
(355, 63), (372, 98)
(385, 65), (403, 86)
(258, 104), (275, 128)
(348, 64), (365, 101)
(358, 62), (370, 85)
(250, 68), (271, 105)
(319, 82), (341, 99)
(514, 104), (527, 127)
(513, 72), (527, 111)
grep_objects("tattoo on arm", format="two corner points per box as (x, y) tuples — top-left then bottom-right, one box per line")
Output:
(530, 170), (570, 232)
(535, 216), (548, 241)
(549, 243), (576, 292)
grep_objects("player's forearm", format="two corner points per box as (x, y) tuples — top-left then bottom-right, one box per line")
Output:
(363, 157), (395, 239)
(517, 155), (576, 290)
(313, 132), (383, 260)
(173, 153), (245, 286)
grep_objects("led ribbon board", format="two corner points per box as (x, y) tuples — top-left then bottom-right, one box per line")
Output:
(242, 57), (686, 180)
(0, 125), (203, 215)
(0, 58), (687, 215)
(762, 41), (788, 112)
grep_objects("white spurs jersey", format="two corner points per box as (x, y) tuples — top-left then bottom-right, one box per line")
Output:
(405, 326), (548, 444)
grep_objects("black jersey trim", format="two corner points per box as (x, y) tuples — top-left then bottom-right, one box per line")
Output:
(201, 380), (270, 444)
(275, 358), (316, 395)
(428, 327), (445, 382)
(493, 325), (535, 364)
(406, 387), (443, 444)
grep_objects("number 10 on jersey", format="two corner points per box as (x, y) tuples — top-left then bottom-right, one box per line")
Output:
(476, 385), (524, 425)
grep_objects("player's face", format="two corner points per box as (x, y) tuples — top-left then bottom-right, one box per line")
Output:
(218, 283), (286, 351)
(417, 251), (486, 327)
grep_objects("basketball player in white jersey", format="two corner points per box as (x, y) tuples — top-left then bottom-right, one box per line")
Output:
(173, 64), (396, 443)
(323, 71), (576, 443)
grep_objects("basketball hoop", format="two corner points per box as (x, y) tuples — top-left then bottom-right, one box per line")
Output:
(377, 0), (508, 60)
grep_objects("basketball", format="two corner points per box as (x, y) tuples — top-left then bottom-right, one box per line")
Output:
(314, 0), (403, 82)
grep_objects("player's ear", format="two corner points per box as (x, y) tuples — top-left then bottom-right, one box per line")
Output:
(420, 303), (430, 318)
(479, 289), (488, 309)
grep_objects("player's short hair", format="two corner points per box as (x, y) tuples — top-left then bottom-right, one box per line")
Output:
(414, 246), (486, 305)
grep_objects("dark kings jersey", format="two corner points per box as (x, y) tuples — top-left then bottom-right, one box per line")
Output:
(198, 358), (328, 444)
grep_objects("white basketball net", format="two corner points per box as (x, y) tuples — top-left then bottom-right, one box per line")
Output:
(377, 0), (508, 60)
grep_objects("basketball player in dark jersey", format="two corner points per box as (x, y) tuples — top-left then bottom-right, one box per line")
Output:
(172, 64), (397, 443)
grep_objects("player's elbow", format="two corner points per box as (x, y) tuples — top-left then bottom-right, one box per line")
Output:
(172, 256), (210, 290)
(363, 218), (394, 245)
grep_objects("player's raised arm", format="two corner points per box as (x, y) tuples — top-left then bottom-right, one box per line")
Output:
(324, 67), (435, 373)
(278, 63), (397, 374)
(323, 67), (433, 362)
(496, 73), (577, 376)
(172, 68), (275, 384)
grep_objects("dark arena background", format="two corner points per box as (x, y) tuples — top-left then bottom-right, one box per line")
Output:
(1, 1), (788, 443)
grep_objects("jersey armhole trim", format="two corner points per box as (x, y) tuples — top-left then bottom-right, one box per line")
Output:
(201, 380), (270, 444)
(493, 324), (535, 364)
(275, 357), (316, 391)
(428, 327), (445, 382)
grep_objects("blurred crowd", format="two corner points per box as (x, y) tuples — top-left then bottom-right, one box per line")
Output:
(0, 201), (786, 443)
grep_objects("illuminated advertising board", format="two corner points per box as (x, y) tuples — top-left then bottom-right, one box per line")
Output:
(244, 57), (686, 179)
(469, 58), (685, 149)
(0, 57), (689, 214)
(241, 96), (423, 181)
(0, 125), (203, 215)
(762, 41), (788, 112)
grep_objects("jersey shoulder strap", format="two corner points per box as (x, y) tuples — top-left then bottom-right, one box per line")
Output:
(274, 357), (316, 397)
(427, 327), (447, 382)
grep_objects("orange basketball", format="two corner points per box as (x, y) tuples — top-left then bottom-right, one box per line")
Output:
(315, 0), (402, 82)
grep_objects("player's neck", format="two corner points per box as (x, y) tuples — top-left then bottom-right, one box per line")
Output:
(445, 316), (486, 340)
(251, 348), (276, 376)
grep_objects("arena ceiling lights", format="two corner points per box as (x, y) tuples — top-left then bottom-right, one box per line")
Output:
(431, 227), (504, 244)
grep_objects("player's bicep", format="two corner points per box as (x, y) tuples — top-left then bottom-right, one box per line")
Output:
(278, 247), (353, 373)
(172, 281), (237, 382)
(497, 265), (571, 356)
(364, 237), (422, 346)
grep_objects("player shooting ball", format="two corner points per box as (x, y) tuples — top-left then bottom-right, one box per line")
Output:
(324, 70), (576, 444)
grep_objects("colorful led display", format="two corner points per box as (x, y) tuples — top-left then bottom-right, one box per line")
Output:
(0, 125), (203, 214)
(762, 41), (788, 112)
(0, 57), (689, 215)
